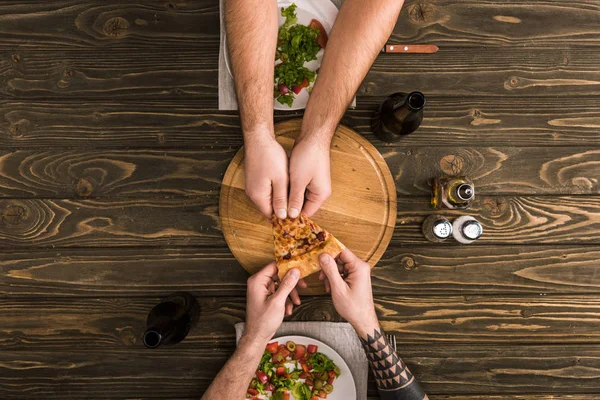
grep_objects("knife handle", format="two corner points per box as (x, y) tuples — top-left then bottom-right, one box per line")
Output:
(383, 44), (439, 54)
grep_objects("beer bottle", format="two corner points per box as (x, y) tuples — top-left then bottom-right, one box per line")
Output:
(143, 292), (200, 348)
(374, 91), (426, 142)
(431, 176), (475, 209)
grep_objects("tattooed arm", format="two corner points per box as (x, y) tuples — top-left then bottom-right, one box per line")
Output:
(319, 250), (428, 400)
(358, 325), (427, 399)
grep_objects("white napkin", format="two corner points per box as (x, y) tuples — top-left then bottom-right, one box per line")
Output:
(219, 0), (356, 110)
(235, 321), (369, 400)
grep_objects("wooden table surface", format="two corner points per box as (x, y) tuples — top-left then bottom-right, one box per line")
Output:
(1, 1), (599, 399)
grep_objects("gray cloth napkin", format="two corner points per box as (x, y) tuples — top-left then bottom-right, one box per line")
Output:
(219, 0), (356, 110)
(235, 321), (369, 400)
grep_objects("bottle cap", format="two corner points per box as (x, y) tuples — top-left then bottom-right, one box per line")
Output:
(456, 183), (474, 201)
(462, 220), (483, 240)
(432, 219), (453, 239)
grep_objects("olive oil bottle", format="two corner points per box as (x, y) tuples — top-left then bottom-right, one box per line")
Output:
(431, 176), (475, 209)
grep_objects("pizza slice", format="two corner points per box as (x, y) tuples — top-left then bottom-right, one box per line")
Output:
(272, 213), (345, 280)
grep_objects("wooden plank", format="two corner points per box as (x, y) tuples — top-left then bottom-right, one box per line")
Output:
(1, 48), (217, 100)
(1, 245), (600, 297)
(0, 0), (219, 49)
(0, 149), (233, 198)
(0, 247), (248, 297)
(2, 344), (600, 398)
(3, 97), (600, 149)
(0, 0), (598, 50)
(0, 195), (597, 248)
(392, 0), (600, 47)
(391, 195), (600, 245)
(3, 296), (600, 350)
(0, 197), (223, 248)
(3, 46), (600, 99)
(0, 147), (598, 197)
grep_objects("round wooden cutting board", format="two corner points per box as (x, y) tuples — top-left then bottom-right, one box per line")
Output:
(219, 119), (397, 294)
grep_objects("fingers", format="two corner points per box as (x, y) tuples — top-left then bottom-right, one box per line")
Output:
(290, 287), (301, 306)
(253, 262), (278, 283)
(319, 253), (346, 291)
(302, 183), (331, 217)
(272, 268), (301, 304)
(246, 184), (274, 218)
(285, 297), (293, 316)
(297, 278), (308, 289)
(272, 177), (289, 219)
(288, 176), (308, 219)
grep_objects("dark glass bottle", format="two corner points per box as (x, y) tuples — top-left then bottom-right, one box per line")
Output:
(143, 292), (200, 348)
(374, 91), (426, 142)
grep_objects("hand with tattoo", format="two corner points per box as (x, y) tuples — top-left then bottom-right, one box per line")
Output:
(319, 249), (428, 400)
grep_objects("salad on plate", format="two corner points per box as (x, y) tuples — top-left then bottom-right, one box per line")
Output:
(274, 3), (328, 107)
(246, 339), (340, 400)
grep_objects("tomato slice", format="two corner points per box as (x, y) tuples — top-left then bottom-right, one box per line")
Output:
(291, 85), (304, 95)
(307, 344), (318, 354)
(327, 376), (335, 385)
(318, 390), (328, 398)
(282, 393), (290, 400)
(247, 388), (259, 396)
(294, 345), (307, 360)
(309, 19), (328, 48)
(301, 363), (311, 373)
(266, 341), (278, 353)
(305, 378), (314, 387)
(256, 371), (268, 384)
(276, 366), (286, 377)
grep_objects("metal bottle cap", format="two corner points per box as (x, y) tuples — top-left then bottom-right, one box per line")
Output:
(456, 183), (474, 201)
(462, 220), (483, 240)
(432, 219), (453, 239)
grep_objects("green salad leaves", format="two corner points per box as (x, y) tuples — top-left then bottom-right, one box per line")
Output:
(274, 3), (322, 106)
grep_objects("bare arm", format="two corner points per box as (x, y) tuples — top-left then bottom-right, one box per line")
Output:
(225, 0), (277, 137)
(201, 335), (266, 400)
(288, 0), (404, 217)
(302, 0), (404, 140)
(202, 264), (301, 400)
(319, 250), (428, 400)
(226, 0), (292, 220)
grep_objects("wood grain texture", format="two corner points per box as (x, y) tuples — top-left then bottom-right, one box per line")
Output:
(3, 344), (600, 398)
(220, 120), (397, 293)
(0, 146), (597, 198)
(0, 0), (219, 49)
(4, 46), (600, 98)
(392, 195), (600, 245)
(1, 245), (600, 297)
(0, 248), (248, 297)
(1, 48), (217, 99)
(390, 0), (600, 47)
(0, 195), (597, 248)
(4, 296), (600, 351)
(0, 0), (598, 50)
(0, 149), (232, 197)
(4, 97), (600, 148)
(0, 197), (222, 248)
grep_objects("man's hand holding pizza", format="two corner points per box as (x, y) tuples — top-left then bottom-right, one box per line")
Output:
(243, 263), (302, 344)
(288, 134), (332, 218)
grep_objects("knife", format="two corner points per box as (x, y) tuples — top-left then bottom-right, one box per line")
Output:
(381, 44), (439, 54)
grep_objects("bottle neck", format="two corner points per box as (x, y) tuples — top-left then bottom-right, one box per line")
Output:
(143, 328), (163, 348)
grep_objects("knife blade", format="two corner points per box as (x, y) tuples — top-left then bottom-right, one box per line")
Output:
(381, 44), (439, 54)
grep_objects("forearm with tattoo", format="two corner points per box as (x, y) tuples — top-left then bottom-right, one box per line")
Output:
(359, 327), (428, 400)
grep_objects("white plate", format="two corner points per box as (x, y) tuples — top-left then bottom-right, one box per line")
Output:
(258, 335), (356, 400)
(224, 0), (335, 111)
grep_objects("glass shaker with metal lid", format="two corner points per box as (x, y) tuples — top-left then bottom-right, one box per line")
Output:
(452, 216), (483, 244)
(422, 215), (453, 243)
